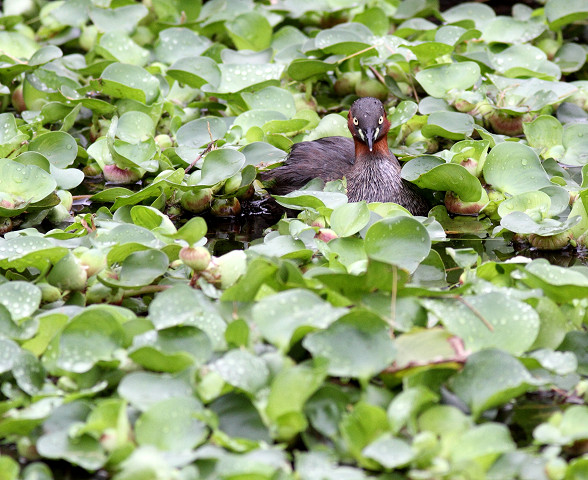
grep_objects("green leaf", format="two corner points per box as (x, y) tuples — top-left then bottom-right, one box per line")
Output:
(362, 434), (414, 469)
(0, 281), (41, 322)
(364, 216), (431, 273)
(168, 56), (221, 89)
(545, 0), (588, 29)
(28, 131), (77, 168)
(0, 159), (57, 216)
(422, 111), (475, 140)
(415, 62), (481, 98)
(148, 285), (226, 349)
(481, 16), (546, 44)
(303, 311), (396, 380)
(450, 349), (541, 419)
(199, 149), (246, 186)
(227, 12), (272, 51)
(96, 32), (149, 66)
(266, 359), (328, 441)
(118, 371), (193, 411)
(330, 202), (370, 237)
(252, 289), (346, 351)
(94, 63), (160, 104)
(210, 349), (270, 394)
(450, 423), (516, 463)
(89, 4), (148, 34)
(422, 293), (540, 355)
(154, 28), (211, 64)
(135, 397), (207, 451)
(130, 326), (212, 373)
(483, 142), (551, 194)
(100, 249), (169, 289)
(56, 308), (126, 373)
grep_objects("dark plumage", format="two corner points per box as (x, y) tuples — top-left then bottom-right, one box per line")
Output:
(262, 97), (428, 216)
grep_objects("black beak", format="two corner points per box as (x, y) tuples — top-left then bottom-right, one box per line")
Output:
(366, 128), (374, 151)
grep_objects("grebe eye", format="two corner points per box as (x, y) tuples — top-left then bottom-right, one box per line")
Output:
(378, 116), (383, 124)
(353, 117), (358, 125)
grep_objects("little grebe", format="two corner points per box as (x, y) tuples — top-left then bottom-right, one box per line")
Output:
(262, 97), (428, 216)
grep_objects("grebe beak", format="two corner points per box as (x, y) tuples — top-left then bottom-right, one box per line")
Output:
(366, 128), (374, 151)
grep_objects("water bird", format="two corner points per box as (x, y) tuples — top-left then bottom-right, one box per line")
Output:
(262, 97), (428, 216)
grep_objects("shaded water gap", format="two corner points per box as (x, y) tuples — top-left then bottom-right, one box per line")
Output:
(69, 180), (588, 268)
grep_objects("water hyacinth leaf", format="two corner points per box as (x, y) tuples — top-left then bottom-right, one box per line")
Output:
(545, 0), (588, 29)
(422, 293), (540, 355)
(0, 113), (28, 157)
(175, 117), (227, 149)
(199, 149), (246, 186)
(330, 202), (370, 237)
(364, 216), (431, 273)
(499, 211), (579, 236)
(234, 110), (287, 133)
(96, 32), (149, 66)
(450, 349), (541, 418)
(0, 237), (67, 271)
(154, 28), (211, 64)
(482, 16), (545, 44)
(0, 281), (41, 322)
(227, 12), (272, 51)
(36, 429), (106, 471)
(0, 160), (57, 216)
(362, 434), (414, 469)
(99, 249), (168, 288)
(167, 56), (221, 89)
(28, 131), (77, 168)
(534, 405), (588, 446)
(304, 114), (352, 141)
(497, 191), (551, 220)
(0, 456), (18, 480)
(173, 216), (207, 245)
(94, 63), (160, 104)
(490, 44), (556, 78)
(135, 397), (207, 451)
(287, 58), (337, 81)
(88, 4), (148, 34)
(129, 326), (213, 373)
(422, 111), (475, 140)
(522, 115), (563, 157)
(408, 42), (454, 66)
(554, 43), (586, 73)
(266, 358), (328, 440)
(302, 311), (396, 380)
(487, 75), (578, 110)
(483, 142), (551, 194)
(340, 401), (389, 467)
(252, 289), (347, 351)
(415, 62), (481, 98)
(242, 86), (297, 117)
(210, 349), (270, 394)
(0, 338), (20, 374)
(118, 371), (193, 411)
(450, 423), (516, 463)
(13, 350), (45, 395)
(148, 285), (226, 349)
(521, 259), (588, 303)
(442, 2), (496, 27)
(562, 123), (588, 166)
(116, 111), (155, 144)
(212, 64), (284, 94)
(273, 190), (348, 210)
(56, 309), (126, 373)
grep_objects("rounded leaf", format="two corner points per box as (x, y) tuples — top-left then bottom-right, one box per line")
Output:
(364, 217), (431, 273)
